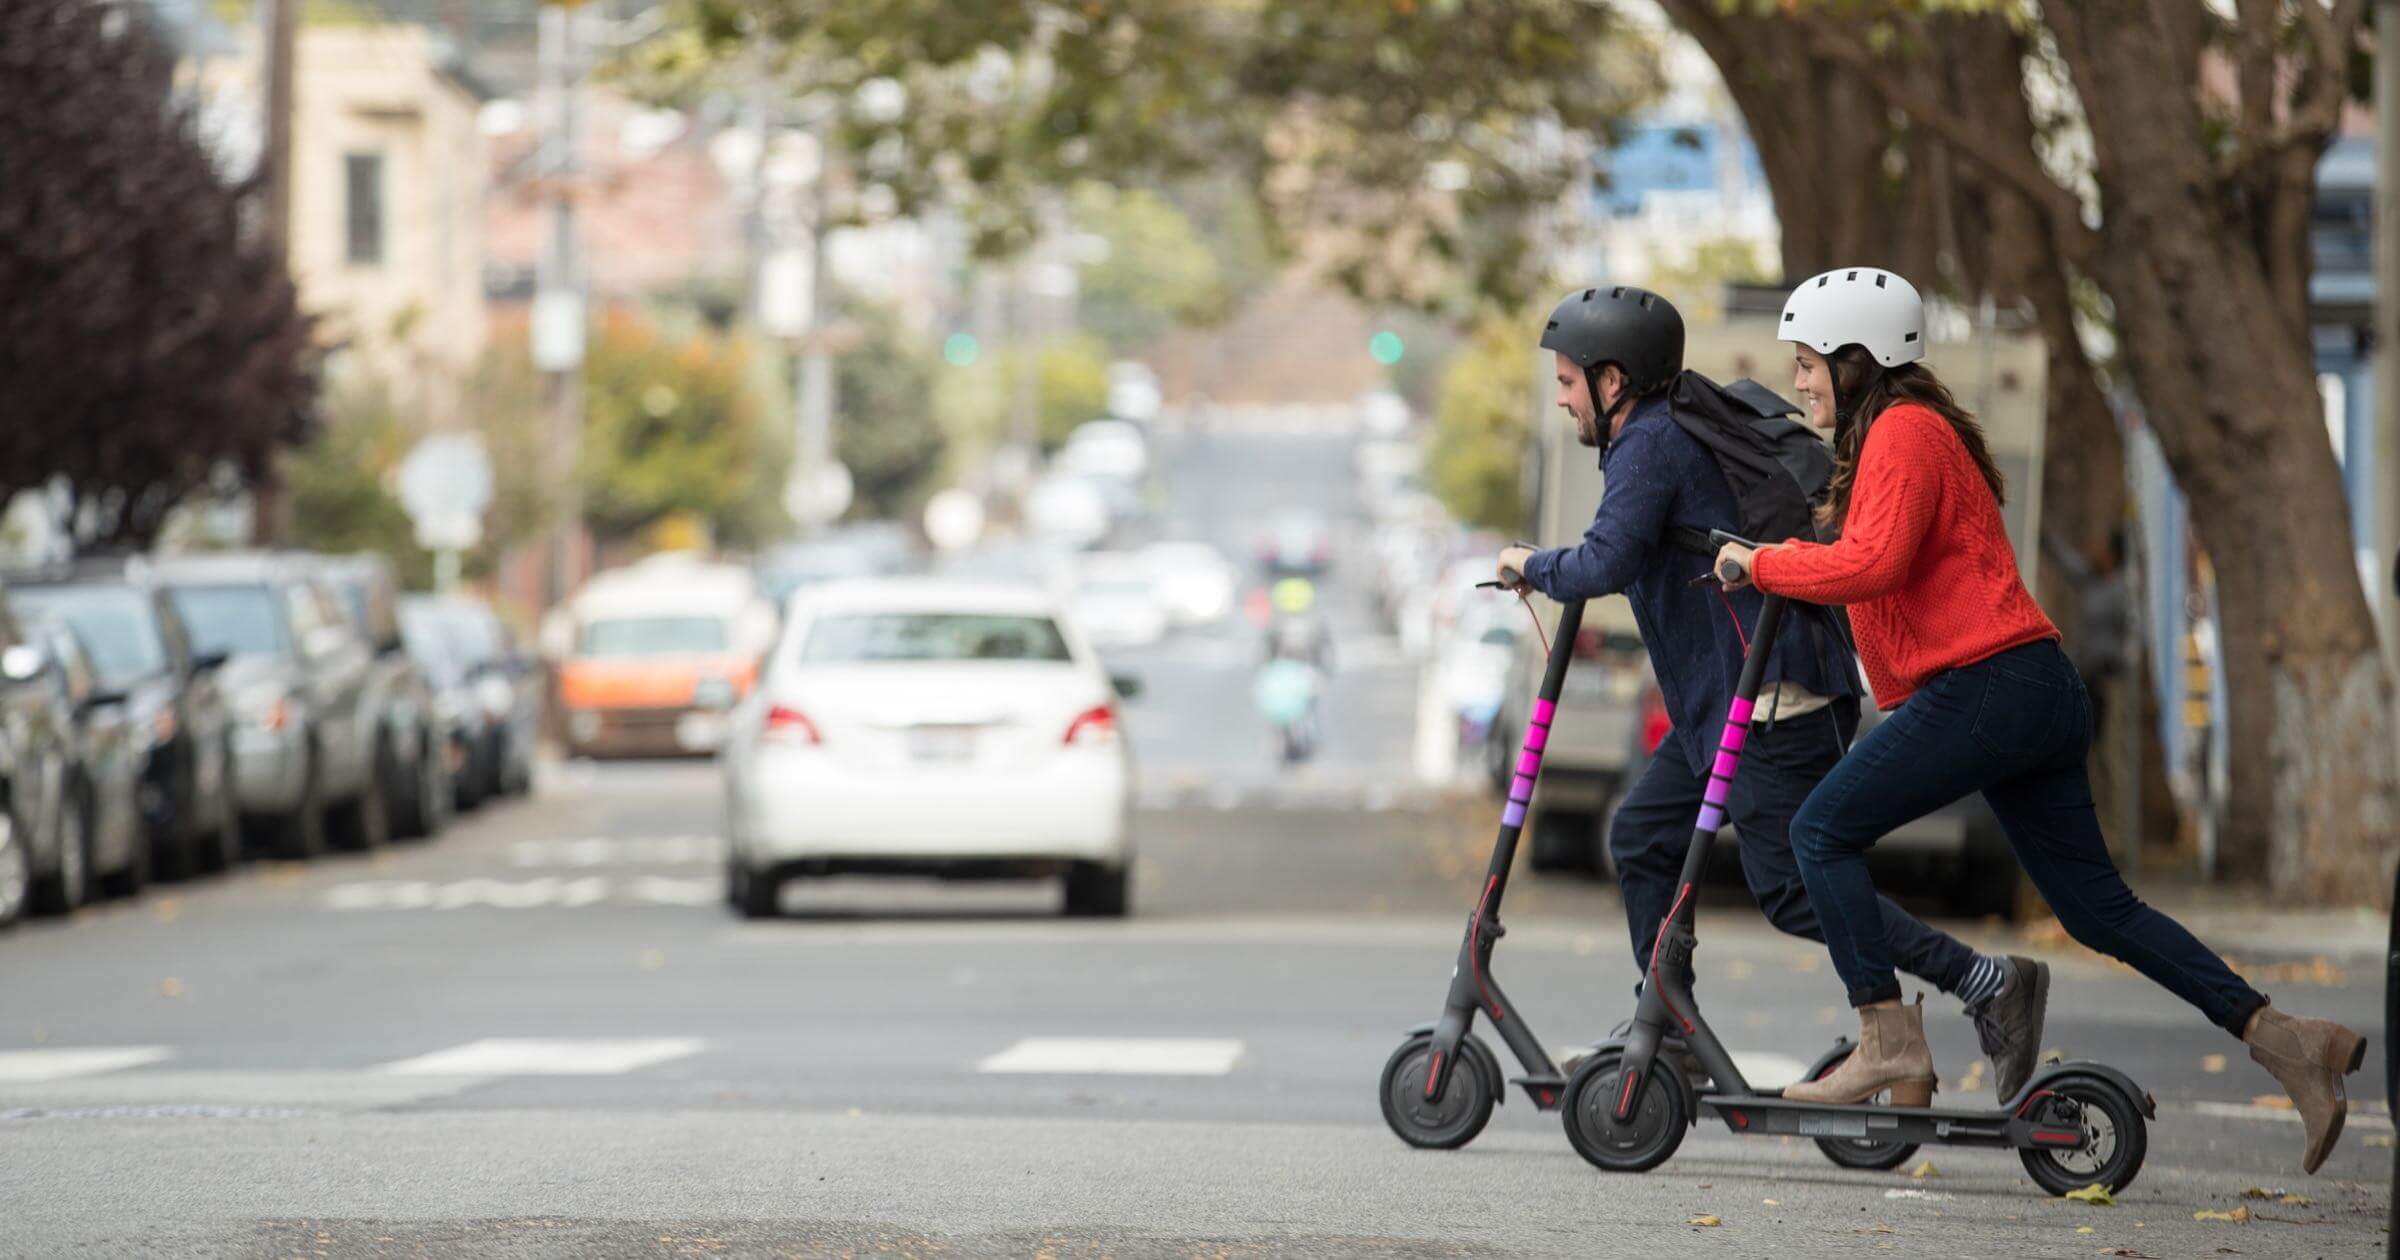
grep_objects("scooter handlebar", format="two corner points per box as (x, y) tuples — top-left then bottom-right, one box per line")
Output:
(1710, 529), (1760, 586)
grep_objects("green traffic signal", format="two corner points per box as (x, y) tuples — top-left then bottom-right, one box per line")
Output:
(943, 332), (980, 366)
(1370, 330), (1404, 365)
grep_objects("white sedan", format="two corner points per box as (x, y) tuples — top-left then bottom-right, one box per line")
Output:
(721, 579), (1137, 918)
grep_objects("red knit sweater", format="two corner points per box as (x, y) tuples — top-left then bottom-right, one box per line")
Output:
(1751, 403), (2058, 709)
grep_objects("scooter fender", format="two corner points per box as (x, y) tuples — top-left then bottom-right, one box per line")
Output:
(1405, 1021), (1507, 1106)
(1585, 1034), (1702, 1127)
(2006, 1060), (2158, 1120)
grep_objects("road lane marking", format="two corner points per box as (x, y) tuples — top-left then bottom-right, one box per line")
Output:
(0, 1047), (172, 1082)
(1728, 1052), (1808, 1089)
(976, 1038), (1244, 1076)
(377, 1038), (705, 1076)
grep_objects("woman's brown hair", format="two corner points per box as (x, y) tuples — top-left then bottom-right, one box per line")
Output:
(1816, 345), (2007, 536)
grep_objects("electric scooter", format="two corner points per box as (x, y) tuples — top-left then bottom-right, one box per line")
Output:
(1378, 571), (1867, 1153)
(1382, 540), (2156, 1196)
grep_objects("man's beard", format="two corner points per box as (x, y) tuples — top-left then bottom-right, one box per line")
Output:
(1574, 408), (1600, 448)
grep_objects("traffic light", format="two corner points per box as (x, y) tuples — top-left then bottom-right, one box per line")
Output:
(1370, 330), (1404, 365)
(943, 332), (980, 366)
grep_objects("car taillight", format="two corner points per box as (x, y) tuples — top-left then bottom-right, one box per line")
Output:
(1640, 687), (1671, 756)
(1063, 703), (1118, 746)
(763, 703), (821, 745)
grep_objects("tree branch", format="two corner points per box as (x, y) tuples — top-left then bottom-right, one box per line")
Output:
(1792, 17), (2101, 269)
(2229, 0), (2366, 183)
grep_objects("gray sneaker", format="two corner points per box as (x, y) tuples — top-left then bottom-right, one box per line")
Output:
(1968, 956), (2050, 1100)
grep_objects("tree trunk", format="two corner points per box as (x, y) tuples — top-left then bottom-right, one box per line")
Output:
(2046, 0), (2399, 899)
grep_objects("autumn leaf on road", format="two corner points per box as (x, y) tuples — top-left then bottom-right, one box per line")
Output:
(2193, 1206), (2252, 1223)
(2064, 1183), (2116, 1206)
(1688, 1215), (1721, 1227)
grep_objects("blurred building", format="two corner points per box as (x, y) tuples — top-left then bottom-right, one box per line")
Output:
(205, 24), (491, 417)
(1561, 12), (1777, 294)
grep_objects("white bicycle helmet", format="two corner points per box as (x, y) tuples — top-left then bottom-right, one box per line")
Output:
(1779, 267), (1925, 367)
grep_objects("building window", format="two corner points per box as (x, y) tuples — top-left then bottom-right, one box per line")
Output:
(344, 151), (384, 265)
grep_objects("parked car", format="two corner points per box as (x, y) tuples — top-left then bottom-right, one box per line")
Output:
(396, 596), (480, 817)
(152, 554), (382, 859)
(0, 586), (90, 926)
(1068, 554), (1170, 649)
(25, 617), (149, 910)
(546, 555), (775, 760)
(411, 594), (537, 801)
(6, 560), (240, 881)
(721, 578), (1140, 919)
(315, 554), (446, 841)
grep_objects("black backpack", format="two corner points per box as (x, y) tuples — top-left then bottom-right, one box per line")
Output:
(1660, 369), (1834, 556)
(1658, 370), (1862, 696)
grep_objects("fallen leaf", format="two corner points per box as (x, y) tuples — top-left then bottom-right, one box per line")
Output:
(2277, 1194), (2308, 1206)
(2200, 1054), (2226, 1074)
(1762, 1199), (1779, 1206)
(2238, 1187), (2281, 1200)
(158, 977), (182, 998)
(1688, 1215), (1721, 1227)
(2247, 1094), (2294, 1111)
(2366, 1134), (2395, 1149)
(2192, 1206), (2251, 1224)
(1862, 1225), (1895, 1235)
(1910, 1160), (1940, 1180)
(2064, 1183), (2116, 1206)
(2076, 1226), (2095, 1234)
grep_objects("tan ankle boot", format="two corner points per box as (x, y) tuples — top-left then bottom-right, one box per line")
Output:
(2244, 1004), (2366, 1174)
(1784, 995), (1939, 1107)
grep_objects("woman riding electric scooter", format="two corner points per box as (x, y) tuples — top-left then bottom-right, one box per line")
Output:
(1716, 267), (2368, 1174)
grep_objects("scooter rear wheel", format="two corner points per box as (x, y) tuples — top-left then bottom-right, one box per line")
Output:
(1806, 1044), (1921, 1172)
(2017, 1073), (2148, 1196)
(1379, 1033), (1497, 1149)
(1562, 1048), (1686, 1172)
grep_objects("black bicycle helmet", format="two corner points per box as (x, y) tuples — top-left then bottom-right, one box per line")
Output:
(1540, 285), (1685, 396)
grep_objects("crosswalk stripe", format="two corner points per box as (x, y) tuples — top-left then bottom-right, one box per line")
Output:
(976, 1037), (1245, 1076)
(375, 1038), (705, 1076)
(0, 1047), (172, 1082)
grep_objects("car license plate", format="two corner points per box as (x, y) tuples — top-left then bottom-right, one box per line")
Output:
(674, 712), (728, 751)
(908, 725), (977, 763)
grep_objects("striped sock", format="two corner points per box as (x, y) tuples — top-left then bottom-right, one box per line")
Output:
(1955, 954), (2010, 1009)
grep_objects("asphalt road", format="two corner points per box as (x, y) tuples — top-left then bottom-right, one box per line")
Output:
(0, 427), (2389, 1258)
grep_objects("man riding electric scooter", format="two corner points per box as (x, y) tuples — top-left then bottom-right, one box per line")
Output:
(1493, 285), (2049, 1096)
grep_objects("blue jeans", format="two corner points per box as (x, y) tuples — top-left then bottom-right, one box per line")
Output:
(1612, 698), (1977, 995)
(1791, 639), (2267, 1035)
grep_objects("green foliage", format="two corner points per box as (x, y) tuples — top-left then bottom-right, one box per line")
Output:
(1426, 315), (1537, 533)
(832, 298), (948, 521)
(286, 379), (432, 589)
(1071, 181), (1226, 355)
(576, 312), (785, 547)
(638, 0), (1661, 312)
(932, 334), (1113, 459)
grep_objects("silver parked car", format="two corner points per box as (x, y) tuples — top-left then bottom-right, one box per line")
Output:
(151, 554), (382, 860)
(316, 554), (447, 841)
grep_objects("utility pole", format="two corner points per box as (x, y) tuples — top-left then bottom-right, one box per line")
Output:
(533, 2), (586, 608)
(792, 115), (837, 538)
(251, 0), (298, 546)
(2377, 0), (2400, 676)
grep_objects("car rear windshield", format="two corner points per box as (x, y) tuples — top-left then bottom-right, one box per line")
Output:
(11, 585), (168, 689)
(168, 585), (285, 660)
(579, 615), (729, 658)
(800, 613), (1070, 663)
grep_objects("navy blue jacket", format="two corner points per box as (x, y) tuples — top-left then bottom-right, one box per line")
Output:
(1521, 396), (1857, 777)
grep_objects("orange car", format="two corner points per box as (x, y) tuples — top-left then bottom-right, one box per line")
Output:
(548, 556), (777, 759)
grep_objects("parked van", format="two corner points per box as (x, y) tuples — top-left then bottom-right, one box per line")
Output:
(544, 554), (777, 759)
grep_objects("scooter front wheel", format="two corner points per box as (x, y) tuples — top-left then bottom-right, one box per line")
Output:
(1562, 1048), (1686, 1172)
(1379, 1033), (1497, 1149)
